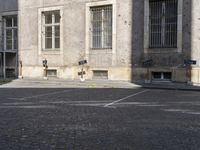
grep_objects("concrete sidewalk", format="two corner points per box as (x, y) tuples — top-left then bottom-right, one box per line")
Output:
(141, 82), (200, 91)
(0, 78), (140, 89)
(0, 78), (200, 91)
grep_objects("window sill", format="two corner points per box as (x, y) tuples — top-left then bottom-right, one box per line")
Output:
(42, 49), (60, 51)
(144, 48), (180, 54)
(1, 50), (18, 53)
(90, 48), (112, 54)
(41, 49), (61, 55)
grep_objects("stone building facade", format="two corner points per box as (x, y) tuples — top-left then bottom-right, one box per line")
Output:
(1, 0), (200, 84)
(0, 0), (18, 78)
(18, 0), (132, 80)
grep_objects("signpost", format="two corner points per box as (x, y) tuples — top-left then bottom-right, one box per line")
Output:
(43, 59), (48, 80)
(78, 60), (87, 82)
(143, 59), (153, 83)
(184, 59), (197, 84)
(184, 60), (197, 65)
(19, 60), (23, 79)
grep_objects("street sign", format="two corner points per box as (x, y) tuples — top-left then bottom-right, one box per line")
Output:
(78, 71), (86, 76)
(143, 59), (153, 67)
(43, 59), (48, 67)
(79, 60), (87, 65)
(184, 60), (197, 65)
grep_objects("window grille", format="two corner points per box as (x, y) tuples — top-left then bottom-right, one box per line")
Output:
(93, 70), (108, 79)
(47, 69), (57, 77)
(149, 0), (177, 48)
(90, 5), (112, 49)
(152, 72), (172, 80)
(43, 10), (60, 50)
(4, 16), (18, 51)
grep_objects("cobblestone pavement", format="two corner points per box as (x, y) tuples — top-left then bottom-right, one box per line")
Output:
(0, 88), (200, 150)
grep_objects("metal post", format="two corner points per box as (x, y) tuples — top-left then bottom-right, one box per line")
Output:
(186, 65), (191, 84)
(44, 66), (48, 80)
(3, 52), (6, 79)
(80, 64), (85, 82)
(18, 60), (23, 79)
(43, 59), (48, 80)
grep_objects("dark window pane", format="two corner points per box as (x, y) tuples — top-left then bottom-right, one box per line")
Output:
(14, 29), (18, 49)
(152, 72), (162, 79)
(45, 27), (52, 38)
(163, 72), (172, 80)
(55, 38), (60, 48)
(45, 38), (52, 49)
(54, 11), (60, 23)
(6, 41), (12, 50)
(13, 16), (17, 27)
(55, 26), (60, 37)
(6, 29), (12, 39)
(6, 29), (12, 50)
(45, 12), (52, 24)
(55, 26), (60, 48)
(6, 17), (12, 27)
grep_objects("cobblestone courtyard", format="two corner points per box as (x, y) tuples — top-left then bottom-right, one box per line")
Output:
(0, 88), (200, 150)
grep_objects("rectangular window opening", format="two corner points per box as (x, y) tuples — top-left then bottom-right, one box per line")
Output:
(6, 68), (16, 78)
(93, 70), (108, 79)
(149, 0), (177, 48)
(4, 15), (18, 51)
(47, 69), (57, 77)
(152, 72), (172, 80)
(90, 5), (112, 49)
(42, 10), (60, 50)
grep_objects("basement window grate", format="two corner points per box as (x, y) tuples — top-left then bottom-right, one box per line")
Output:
(93, 70), (108, 79)
(47, 69), (57, 77)
(152, 72), (172, 80)
(6, 69), (15, 78)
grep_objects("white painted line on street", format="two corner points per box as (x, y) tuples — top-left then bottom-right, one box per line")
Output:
(162, 109), (200, 115)
(0, 105), (56, 109)
(2, 102), (34, 105)
(49, 100), (113, 104)
(185, 111), (200, 115)
(114, 102), (167, 107)
(162, 109), (191, 112)
(70, 103), (106, 107)
(104, 89), (150, 107)
(8, 89), (74, 101)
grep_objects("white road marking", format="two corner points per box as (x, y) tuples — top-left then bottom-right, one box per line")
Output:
(0, 105), (56, 109)
(115, 102), (167, 107)
(2, 102), (34, 105)
(8, 89), (74, 101)
(49, 100), (113, 104)
(162, 109), (191, 112)
(104, 90), (150, 107)
(162, 109), (200, 115)
(185, 111), (200, 115)
(70, 104), (106, 107)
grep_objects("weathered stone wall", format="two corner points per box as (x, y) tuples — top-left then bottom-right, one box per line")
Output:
(19, 0), (133, 80)
(132, 0), (200, 84)
(0, 0), (18, 51)
(0, 0), (18, 78)
(0, 0), (18, 12)
(18, 0), (200, 82)
(134, 0), (191, 67)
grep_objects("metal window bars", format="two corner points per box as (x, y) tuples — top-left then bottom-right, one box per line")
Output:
(90, 5), (112, 49)
(149, 0), (177, 48)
